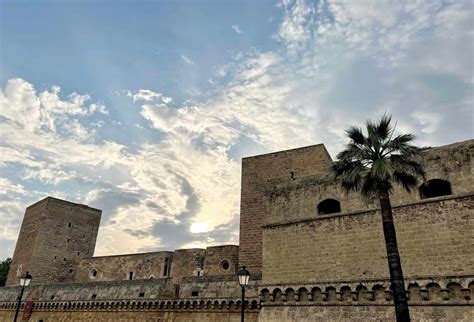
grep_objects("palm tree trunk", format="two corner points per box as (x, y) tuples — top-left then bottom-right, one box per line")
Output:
(379, 189), (410, 322)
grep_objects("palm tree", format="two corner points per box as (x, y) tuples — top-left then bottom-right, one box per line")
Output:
(332, 115), (425, 322)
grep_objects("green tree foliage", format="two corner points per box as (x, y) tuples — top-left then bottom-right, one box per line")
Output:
(0, 258), (12, 286)
(333, 115), (425, 322)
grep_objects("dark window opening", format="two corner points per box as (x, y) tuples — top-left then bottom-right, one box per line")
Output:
(163, 258), (169, 277)
(54, 256), (57, 260)
(68, 223), (72, 228)
(197, 270), (201, 276)
(317, 199), (341, 215)
(191, 290), (199, 297)
(63, 257), (67, 261)
(91, 294), (97, 300)
(77, 252), (80, 256)
(69, 268), (73, 273)
(67, 239), (70, 243)
(139, 292), (145, 298)
(50, 295), (55, 300)
(219, 260), (230, 272)
(290, 171), (295, 180)
(128, 271), (134, 280)
(419, 179), (452, 199)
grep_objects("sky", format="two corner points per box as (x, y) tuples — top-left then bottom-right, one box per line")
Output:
(0, 0), (473, 260)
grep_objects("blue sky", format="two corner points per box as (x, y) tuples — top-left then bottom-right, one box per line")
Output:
(1, 0), (473, 259)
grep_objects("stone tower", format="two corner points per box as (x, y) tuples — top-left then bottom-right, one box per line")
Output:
(6, 197), (101, 286)
(239, 144), (333, 273)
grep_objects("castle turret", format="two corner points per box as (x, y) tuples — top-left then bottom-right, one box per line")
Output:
(6, 197), (101, 286)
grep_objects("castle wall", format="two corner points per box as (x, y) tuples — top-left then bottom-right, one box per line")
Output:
(74, 251), (173, 283)
(203, 245), (239, 276)
(239, 144), (333, 273)
(262, 195), (474, 285)
(170, 249), (207, 283)
(266, 140), (473, 226)
(0, 308), (260, 322)
(6, 197), (101, 286)
(258, 306), (474, 322)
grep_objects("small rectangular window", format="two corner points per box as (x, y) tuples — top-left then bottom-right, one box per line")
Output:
(50, 295), (55, 300)
(91, 294), (97, 299)
(63, 257), (67, 261)
(68, 223), (72, 228)
(191, 290), (199, 296)
(77, 252), (80, 255)
(69, 268), (73, 273)
(67, 239), (70, 243)
(139, 292), (145, 297)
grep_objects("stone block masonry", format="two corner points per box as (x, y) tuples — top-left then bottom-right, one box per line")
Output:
(6, 197), (101, 286)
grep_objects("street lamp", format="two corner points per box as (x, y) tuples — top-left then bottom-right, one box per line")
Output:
(13, 271), (32, 322)
(237, 266), (250, 322)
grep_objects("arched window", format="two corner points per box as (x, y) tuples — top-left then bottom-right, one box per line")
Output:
(419, 179), (452, 199)
(317, 199), (341, 215)
(163, 258), (169, 277)
(128, 271), (134, 280)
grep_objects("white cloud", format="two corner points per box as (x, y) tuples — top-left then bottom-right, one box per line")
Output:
(127, 89), (162, 102)
(1, 0), (472, 259)
(180, 54), (195, 65)
(232, 25), (243, 34)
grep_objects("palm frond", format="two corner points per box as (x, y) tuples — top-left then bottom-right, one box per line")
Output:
(345, 126), (365, 145)
(375, 114), (392, 140)
(332, 114), (425, 197)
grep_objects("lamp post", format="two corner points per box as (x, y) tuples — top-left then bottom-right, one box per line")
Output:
(13, 271), (32, 322)
(237, 266), (250, 322)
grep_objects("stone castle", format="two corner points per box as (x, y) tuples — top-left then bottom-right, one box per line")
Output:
(0, 139), (473, 321)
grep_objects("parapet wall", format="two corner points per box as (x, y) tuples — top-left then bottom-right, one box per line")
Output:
(266, 140), (473, 226)
(75, 251), (173, 283)
(262, 194), (474, 285)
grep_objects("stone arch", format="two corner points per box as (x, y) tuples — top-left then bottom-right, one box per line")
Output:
(317, 199), (341, 215)
(285, 288), (295, 302)
(251, 300), (258, 309)
(220, 300), (227, 309)
(272, 288), (283, 302)
(372, 284), (386, 302)
(311, 287), (322, 302)
(407, 283), (421, 302)
(447, 282), (463, 301)
(206, 300), (213, 308)
(298, 287), (309, 302)
(260, 288), (270, 302)
(419, 179), (452, 199)
(426, 282), (442, 301)
(228, 300), (235, 309)
(340, 286), (352, 302)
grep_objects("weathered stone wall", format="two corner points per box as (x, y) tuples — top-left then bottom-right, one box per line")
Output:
(75, 251), (173, 283)
(179, 274), (261, 299)
(257, 275), (474, 321)
(258, 306), (474, 322)
(266, 140), (473, 226)
(170, 249), (207, 283)
(262, 195), (474, 284)
(239, 144), (333, 273)
(6, 197), (101, 286)
(0, 279), (175, 302)
(0, 308), (260, 322)
(203, 245), (239, 276)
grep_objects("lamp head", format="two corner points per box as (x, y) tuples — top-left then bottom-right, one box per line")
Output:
(19, 271), (32, 287)
(237, 266), (250, 287)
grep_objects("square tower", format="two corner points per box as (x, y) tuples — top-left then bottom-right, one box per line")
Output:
(239, 144), (333, 273)
(6, 197), (101, 286)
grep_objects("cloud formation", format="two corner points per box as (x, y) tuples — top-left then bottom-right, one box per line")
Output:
(0, 0), (472, 260)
